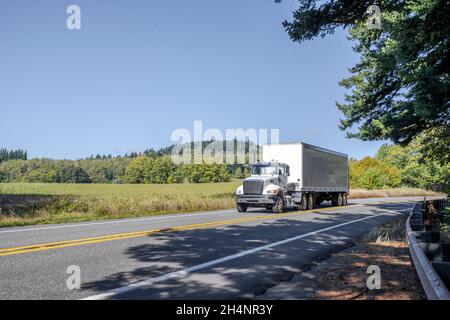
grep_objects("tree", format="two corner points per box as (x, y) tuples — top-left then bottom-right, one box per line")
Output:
(143, 157), (177, 184)
(350, 156), (401, 189)
(280, 0), (450, 162)
(0, 148), (27, 163)
(376, 140), (450, 193)
(25, 159), (58, 183)
(375, 144), (410, 169)
(123, 157), (150, 184)
(56, 163), (91, 183)
(0, 160), (28, 182)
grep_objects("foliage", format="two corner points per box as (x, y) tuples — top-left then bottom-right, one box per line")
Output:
(350, 157), (401, 189)
(0, 148), (27, 163)
(182, 163), (231, 183)
(0, 140), (254, 184)
(441, 207), (450, 242)
(280, 0), (450, 163)
(78, 158), (130, 183)
(55, 163), (91, 184)
(376, 140), (450, 193)
(123, 156), (177, 184)
(350, 137), (449, 192)
(123, 157), (231, 184)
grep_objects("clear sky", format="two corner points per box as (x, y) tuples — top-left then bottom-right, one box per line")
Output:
(1, 0), (385, 160)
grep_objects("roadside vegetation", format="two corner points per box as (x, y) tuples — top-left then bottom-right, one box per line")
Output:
(441, 206), (450, 244)
(349, 141), (449, 194)
(0, 182), (441, 228)
(0, 182), (240, 227)
(349, 188), (441, 200)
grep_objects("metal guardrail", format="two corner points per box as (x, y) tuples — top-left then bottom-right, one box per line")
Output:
(406, 200), (450, 300)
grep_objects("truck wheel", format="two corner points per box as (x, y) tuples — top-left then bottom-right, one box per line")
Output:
(307, 193), (315, 210)
(342, 194), (348, 206)
(338, 193), (343, 206)
(272, 196), (284, 213)
(236, 203), (248, 212)
(300, 193), (308, 210)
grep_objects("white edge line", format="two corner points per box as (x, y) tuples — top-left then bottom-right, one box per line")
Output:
(82, 207), (410, 300)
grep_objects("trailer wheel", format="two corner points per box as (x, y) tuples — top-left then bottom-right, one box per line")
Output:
(299, 193), (308, 210)
(342, 194), (348, 206)
(338, 193), (343, 206)
(272, 196), (284, 214)
(307, 193), (315, 210)
(236, 203), (248, 212)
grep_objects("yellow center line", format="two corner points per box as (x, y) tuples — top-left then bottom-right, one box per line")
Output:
(0, 204), (360, 257)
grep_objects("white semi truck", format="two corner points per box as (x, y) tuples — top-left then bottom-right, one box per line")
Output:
(235, 142), (349, 213)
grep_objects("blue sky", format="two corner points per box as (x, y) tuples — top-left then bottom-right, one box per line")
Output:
(1, 0), (385, 160)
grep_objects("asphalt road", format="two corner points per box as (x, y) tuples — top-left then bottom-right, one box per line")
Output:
(0, 196), (434, 300)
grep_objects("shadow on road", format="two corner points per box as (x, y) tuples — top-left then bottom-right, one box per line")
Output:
(82, 201), (414, 299)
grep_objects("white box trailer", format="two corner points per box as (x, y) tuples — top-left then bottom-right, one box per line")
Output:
(262, 143), (349, 192)
(236, 142), (349, 213)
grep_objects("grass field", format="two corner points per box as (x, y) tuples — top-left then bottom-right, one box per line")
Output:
(0, 182), (241, 197)
(0, 182), (442, 228)
(0, 182), (240, 227)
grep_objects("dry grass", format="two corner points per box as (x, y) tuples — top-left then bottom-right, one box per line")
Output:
(348, 188), (442, 199)
(364, 216), (407, 243)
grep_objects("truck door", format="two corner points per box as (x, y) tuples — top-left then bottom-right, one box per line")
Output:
(278, 165), (288, 189)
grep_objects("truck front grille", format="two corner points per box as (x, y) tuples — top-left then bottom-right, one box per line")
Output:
(243, 180), (263, 195)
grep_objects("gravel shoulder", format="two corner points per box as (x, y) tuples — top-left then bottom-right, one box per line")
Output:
(256, 215), (426, 300)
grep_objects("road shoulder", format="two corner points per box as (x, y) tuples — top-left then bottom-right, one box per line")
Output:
(255, 215), (426, 300)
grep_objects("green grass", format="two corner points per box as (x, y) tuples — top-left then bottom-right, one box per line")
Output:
(0, 182), (240, 228)
(0, 182), (241, 197)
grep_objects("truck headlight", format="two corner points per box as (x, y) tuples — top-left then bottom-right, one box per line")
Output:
(265, 189), (278, 194)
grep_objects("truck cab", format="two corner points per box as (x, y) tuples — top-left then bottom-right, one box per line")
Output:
(235, 162), (297, 213)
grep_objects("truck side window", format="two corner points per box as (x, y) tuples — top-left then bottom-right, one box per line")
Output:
(279, 166), (285, 175)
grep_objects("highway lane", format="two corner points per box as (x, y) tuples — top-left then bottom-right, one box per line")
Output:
(0, 196), (434, 299)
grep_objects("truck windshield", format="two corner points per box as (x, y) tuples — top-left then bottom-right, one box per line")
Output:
(252, 165), (278, 175)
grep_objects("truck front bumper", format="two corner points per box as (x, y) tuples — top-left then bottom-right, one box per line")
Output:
(236, 194), (277, 207)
